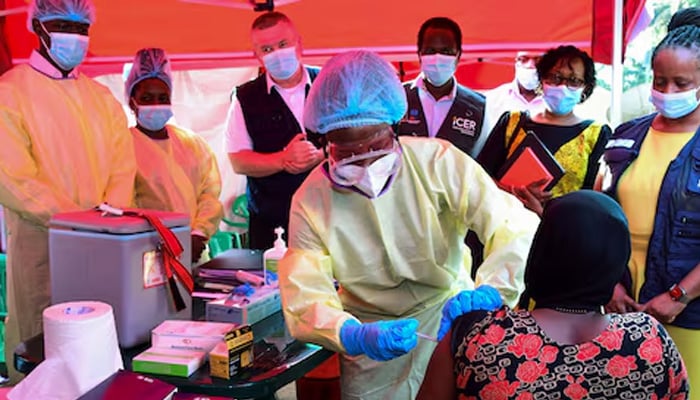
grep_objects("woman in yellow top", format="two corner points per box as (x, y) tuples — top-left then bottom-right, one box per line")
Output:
(600, 25), (700, 399)
(125, 48), (224, 264)
(478, 45), (611, 215)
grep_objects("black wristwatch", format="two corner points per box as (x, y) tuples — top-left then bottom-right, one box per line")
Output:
(668, 284), (691, 305)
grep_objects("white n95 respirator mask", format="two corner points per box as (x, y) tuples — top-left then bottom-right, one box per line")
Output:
(329, 144), (401, 199)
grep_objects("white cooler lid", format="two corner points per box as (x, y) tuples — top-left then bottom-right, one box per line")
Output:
(49, 208), (190, 234)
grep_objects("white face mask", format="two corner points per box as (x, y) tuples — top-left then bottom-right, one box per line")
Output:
(650, 87), (700, 119)
(515, 65), (539, 91)
(420, 54), (457, 87)
(329, 145), (401, 198)
(262, 47), (300, 81)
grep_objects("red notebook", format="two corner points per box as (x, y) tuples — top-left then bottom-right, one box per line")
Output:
(77, 369), (177, 400)
(497, 132), (565, 191)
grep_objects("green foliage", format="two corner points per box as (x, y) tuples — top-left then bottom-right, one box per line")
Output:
(597, 0), (700, 91)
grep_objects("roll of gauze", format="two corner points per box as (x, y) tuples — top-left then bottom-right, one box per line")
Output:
(8, 301), (123, 400)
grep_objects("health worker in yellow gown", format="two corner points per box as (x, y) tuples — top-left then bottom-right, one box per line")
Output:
(124, 48), (224, 264)
(278, 50), (539, 400)
(0, 0), (137, 382)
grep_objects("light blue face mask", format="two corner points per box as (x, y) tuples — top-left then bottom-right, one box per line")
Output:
(420, 54), (457, 87)
(262, 47), (300, 81)
(650, 87), (700, 119)
(137, 105), (173, 131)
(40, 23), (89, 71)
(542, 83), (583, 116)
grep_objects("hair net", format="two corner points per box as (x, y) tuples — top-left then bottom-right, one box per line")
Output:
(522, 190), (630, 311)
(27, 0), (95, 32)
(304, 50), (407, 134)
(124, 48), (173, 101)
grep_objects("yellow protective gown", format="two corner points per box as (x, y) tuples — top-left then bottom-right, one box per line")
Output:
(279, 136), (539, 399)
(0, 64), (136, 382)
(131, 124), (223, 240)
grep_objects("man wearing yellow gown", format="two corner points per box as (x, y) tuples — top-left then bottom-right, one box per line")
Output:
(125, 48), (224, 264)
(0, 0), (136, 382)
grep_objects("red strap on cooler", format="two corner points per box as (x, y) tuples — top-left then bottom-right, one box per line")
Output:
(123, 210), (194, 312)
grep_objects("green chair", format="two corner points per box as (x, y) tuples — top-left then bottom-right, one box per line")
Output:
(220, 194), (249, 249)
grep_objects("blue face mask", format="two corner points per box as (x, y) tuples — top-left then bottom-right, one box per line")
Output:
(262, 47), (300, 81)
(650, 87), (700, 119)
(40, 23), (89, 71)
(420, 54), (457, 87)
(136, 105), (173, 131)
(542, 84), (583, 116)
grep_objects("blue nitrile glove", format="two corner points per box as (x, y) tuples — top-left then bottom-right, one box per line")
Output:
(436, 285), (503, 341)
(339, 318), (419, 361)
(234, 283), (255, 297)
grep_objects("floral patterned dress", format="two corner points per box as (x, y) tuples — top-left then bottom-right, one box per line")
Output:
(453, 308), (688, 399)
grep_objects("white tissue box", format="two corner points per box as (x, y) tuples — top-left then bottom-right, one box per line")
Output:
(205, 285), (281, 325)
(151, 320), (238, 352)
(132, 347), (206, 378)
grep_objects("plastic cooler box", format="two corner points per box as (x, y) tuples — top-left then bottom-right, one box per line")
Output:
(48, 209), (192, 348)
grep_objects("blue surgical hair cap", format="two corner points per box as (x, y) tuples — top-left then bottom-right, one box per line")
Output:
(304, 50), (407, 134)
(124, 48), (173, 101)
(27, 0), (95, 32)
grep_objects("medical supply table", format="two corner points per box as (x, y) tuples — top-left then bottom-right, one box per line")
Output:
(15, 310), (333, 399)
(15, 248), (335, 399)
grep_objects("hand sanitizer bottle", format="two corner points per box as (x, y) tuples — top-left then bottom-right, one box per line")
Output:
(263, 227), (287, 285)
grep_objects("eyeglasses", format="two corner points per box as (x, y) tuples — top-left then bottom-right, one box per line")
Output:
(542, 73), (586, 89)
(327, 128), (395, 161)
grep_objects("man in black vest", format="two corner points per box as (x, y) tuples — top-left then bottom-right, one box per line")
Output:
(225, 11), (323, 250)
(397, 17), (493, 159)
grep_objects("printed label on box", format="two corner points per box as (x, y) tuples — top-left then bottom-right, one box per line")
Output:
(143, 249), (166, 289)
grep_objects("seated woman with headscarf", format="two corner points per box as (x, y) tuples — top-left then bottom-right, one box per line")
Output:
(124, 48), (224, 264)
(417, 190), (689, 399)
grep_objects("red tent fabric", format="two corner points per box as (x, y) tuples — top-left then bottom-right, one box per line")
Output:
(2, 0), (645, 88)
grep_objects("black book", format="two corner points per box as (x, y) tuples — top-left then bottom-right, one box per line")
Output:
(496, 131), (565, 191)
(77, 369), (177, 400)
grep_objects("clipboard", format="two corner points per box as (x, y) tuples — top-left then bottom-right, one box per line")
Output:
(496, 132), (565, 191)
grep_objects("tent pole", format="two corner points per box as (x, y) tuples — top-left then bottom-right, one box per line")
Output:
(610, 0), (624, 128)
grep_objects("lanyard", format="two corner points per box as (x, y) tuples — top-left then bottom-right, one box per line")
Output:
(97, 204), (193, 312)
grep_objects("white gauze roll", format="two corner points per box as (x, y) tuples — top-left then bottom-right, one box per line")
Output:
(8, 301), (124, 400)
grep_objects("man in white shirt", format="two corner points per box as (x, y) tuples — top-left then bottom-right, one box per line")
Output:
(397, 17), (493, 159)
(224, 11), (323, 249)
(485, 51), (545, 123)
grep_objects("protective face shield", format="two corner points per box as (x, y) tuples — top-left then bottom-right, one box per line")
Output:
(262, 47), (300, 81)
(136, 104), (173, 131)
(542, 83), (583, 116)
(40, 23), (89, 71)
(515, 65), (539, 90)
(650, 87), (700, 119)
(420, 54), (457, 87)
(328, 142), (402, 198)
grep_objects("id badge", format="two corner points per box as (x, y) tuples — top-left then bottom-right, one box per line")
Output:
(143, 249), (166, 288)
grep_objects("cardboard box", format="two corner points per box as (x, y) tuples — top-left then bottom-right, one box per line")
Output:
(205, 285), (281, 325)
(132, 347), (206, 378)
(152, 320), (238, 352)
(209, 325), (254, 380)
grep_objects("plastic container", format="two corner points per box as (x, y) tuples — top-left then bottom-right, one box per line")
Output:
(263, 227), (287, 284)
(48, 208), (192, 348)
